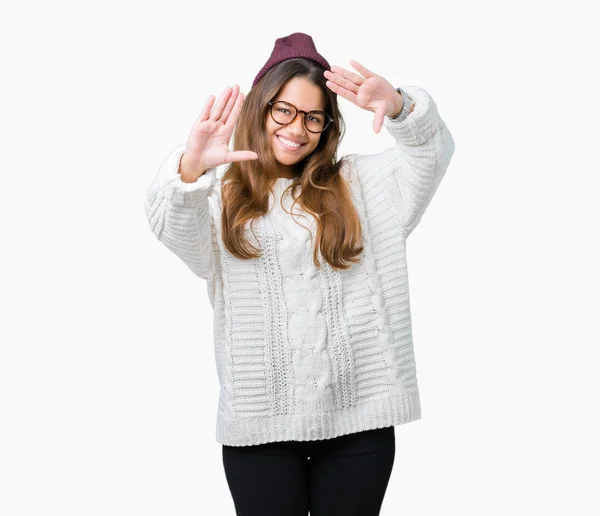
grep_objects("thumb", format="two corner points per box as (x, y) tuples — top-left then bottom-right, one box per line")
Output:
(373, 108), (385, 134)
(225, 150), (259, 163)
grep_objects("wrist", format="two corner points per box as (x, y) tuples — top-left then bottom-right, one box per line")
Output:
(387, 87), (415, 122)
(179, 154), (205, 183)
(387, 90), (404, 118)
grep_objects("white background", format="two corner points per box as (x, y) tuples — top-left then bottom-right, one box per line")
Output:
(1, 0), (599, 514)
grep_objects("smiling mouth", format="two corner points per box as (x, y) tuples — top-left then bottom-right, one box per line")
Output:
(276, 135), (306, 151)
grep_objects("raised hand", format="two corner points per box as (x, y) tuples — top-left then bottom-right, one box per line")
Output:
(324, 60), (405, 134)
(180, 85), (258, 182)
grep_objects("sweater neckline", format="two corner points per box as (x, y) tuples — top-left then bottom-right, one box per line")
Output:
(273, 177), (295, 191)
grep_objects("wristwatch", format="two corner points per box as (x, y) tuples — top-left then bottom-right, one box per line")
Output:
(388, 87), (415, 123)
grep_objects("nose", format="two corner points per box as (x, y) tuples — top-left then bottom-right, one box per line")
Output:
(287, 113), (307, 134)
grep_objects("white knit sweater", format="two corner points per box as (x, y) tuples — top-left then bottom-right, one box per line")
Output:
(144, 85), (455, 446)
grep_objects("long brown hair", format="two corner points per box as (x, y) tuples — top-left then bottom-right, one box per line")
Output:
(221, 58), (364, 270)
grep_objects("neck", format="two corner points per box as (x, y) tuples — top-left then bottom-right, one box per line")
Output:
(274, 162), (301, 180)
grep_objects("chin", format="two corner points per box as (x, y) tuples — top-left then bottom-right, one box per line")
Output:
(274, 154), (303, 166)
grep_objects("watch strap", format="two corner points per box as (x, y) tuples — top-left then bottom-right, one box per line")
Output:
(388, 87), (414, 123)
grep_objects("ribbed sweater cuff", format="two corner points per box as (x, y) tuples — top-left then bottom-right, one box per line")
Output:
(382, 85), (440, 146)
(158, 143), (217, 207)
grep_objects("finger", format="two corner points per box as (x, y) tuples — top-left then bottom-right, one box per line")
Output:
(373, 108), (385, 134)
(225, 150), (259, 163)
(224, 90), (245, 130)
(325, 80), (358, 104)
(209, 86), (234, 121)
(197, 95), (215, 123)
(350, 60), (376, 79)
(324, 70), (359, 94)
(329, 65), (365, 86)
(220, 84), (240, 125)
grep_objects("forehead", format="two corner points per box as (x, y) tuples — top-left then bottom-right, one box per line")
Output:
(274, 76), (325, 111)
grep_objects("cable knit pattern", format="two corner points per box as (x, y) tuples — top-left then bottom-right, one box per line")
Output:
(144, 85), (455, 446)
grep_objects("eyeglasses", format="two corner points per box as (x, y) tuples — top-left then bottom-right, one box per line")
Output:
(267, 101), (333, 134)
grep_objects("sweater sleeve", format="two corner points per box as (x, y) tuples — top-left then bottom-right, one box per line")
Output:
(353, 85), (456, 237)
(144, 143), (217, 280)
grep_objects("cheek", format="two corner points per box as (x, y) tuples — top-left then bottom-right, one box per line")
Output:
(307, 137), (321, 153)
(265, 117), (277, 135)
(266, 124), (280, 147)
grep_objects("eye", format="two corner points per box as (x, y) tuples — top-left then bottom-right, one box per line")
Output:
(277, 108), (291, 115)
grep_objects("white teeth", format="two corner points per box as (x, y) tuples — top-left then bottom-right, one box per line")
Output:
(278, 136), (301, 148)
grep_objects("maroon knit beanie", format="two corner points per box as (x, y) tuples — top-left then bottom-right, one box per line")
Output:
(252, 32), (331, 88)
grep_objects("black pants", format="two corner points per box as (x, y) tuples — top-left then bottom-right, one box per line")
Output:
(222, 426), (395, 516)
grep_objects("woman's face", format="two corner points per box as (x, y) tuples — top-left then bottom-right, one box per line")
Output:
(266, 76), (326, 174)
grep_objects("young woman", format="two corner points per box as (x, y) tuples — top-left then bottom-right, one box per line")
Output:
(145, 32), (455, 516)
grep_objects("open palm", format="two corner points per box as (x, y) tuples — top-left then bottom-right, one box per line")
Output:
(324, 60), (400, 134)
(182, 84), (258, 179)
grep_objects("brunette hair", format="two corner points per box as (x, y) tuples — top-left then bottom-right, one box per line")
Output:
(221, 58), (364, 270)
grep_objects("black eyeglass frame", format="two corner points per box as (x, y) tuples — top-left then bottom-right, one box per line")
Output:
(267, 101), (334, 134)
